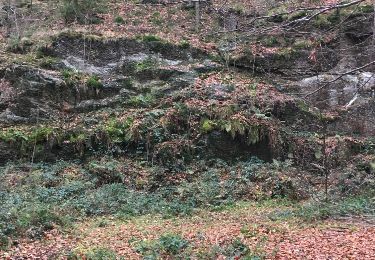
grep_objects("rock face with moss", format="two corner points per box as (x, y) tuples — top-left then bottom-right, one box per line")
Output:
(0, 25), (371, 165)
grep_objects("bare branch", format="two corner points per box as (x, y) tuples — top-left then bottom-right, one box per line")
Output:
(305, 60), (375, 98)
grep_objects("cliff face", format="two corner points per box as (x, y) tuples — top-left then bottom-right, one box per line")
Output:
(1, 8), (373, 164)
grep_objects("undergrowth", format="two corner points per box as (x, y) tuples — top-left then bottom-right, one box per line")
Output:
(0, 158), (301, 249)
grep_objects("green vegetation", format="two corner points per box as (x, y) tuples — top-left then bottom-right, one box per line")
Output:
(268, 193), (375, 222)
(134, 57), (158, 73)
(179, 39), (191, 49)
(135, 234), (189, 258)
(262, 36), (279, 47)
(200, 237), (264, 259)
(114, 15), (125, 24)
(200, 118), (268, 145)
(62, 69), (82, 87)
(128, 93), (156, 108)
(86, 75), (103, 89)
(358, 4), (374, 14)
(103, 117), (134, 143)
(0, 158), (303, 249)
(150, 11), (164, 26)
(68, 247), (121, 260)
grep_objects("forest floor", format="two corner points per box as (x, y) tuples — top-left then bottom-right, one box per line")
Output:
(2, 200), (374, 259)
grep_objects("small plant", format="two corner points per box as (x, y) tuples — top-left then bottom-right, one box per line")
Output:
(86, 75), (103, 89)
(135, 234), (189, 258)
(61, 69), (81, 87)
(201, 119), (216, 133)
(293, 39), (312, 49)
(158, 234), (189, 255)
(232, 3), (245, 14)
(68, 246), (119, 260)
(135, 57), (158, 72)
(128, 93), (156, 108)
(179, 40), (190, 49)
(114, 15), (125, 24)
(151, 11), (163, 26)
(262, 36), (279, 47)
(104, 117), (134, 143)
(202, 238), (263, 259)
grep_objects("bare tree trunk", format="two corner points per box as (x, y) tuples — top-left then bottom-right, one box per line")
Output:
(5, 0), (11, 37)
(195, 0), (200, 32)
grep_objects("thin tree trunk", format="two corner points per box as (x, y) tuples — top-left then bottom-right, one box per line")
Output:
(195, 1), (200, 32)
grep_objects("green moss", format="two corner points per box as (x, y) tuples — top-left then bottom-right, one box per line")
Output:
(232, 4), (245, 15)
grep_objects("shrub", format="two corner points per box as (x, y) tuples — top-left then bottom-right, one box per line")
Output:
(128, 93), (156, 108)
(158, 234), (189, 255)
(114, 15), (125, 24)
(86, 75), (103, 89)
(135, 234), (189, 258)
(179, 40), (190, 49)
(150, 11), (163, 26)
(200, 238), (264, 259)
(87, 160), (124, 185)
